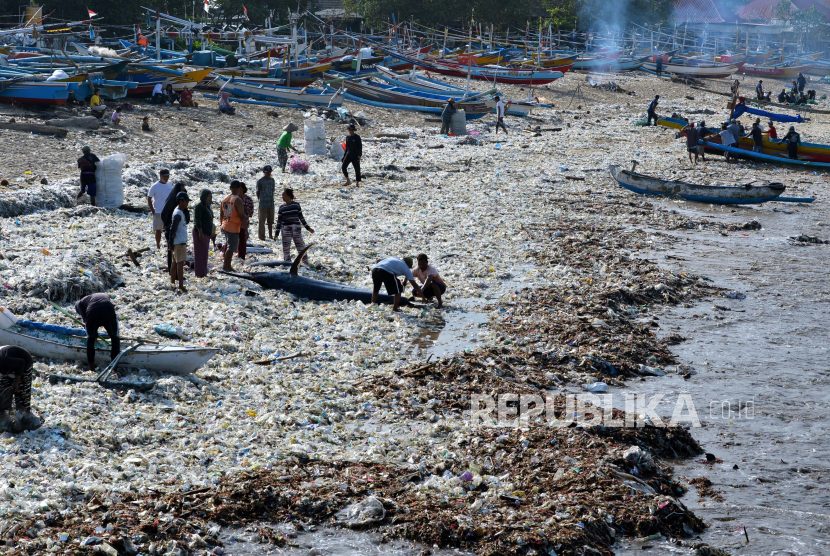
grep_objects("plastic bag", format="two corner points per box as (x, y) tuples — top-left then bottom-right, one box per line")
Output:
(329, 140), (345, 160)
(289, 156), (309, 174)
(93, 153), (127, 208)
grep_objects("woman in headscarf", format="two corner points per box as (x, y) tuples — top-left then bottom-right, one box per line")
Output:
(180, 86), (196, 107)
(276, 123), (298, 172)
(237, 183), (255, 260)
(192, 188), (215, 277)
(218, 91), (235, 114)
(161, 181), (188, 274)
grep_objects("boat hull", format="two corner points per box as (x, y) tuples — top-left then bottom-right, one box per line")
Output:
(643, 62), (738, 78)
(741, 64), (809, 78)
(0, 326), (218, 374)
(609, 164), (785, 204)
(217, 76), (344, 107)
(0, 81), (70, 105)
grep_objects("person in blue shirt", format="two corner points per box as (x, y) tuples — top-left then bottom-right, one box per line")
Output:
(647, 95), (659, 126)
(755, 80), (764, 100)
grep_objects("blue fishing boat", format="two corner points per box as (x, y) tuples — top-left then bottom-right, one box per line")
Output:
(0, 80), (71, 105)
(701, 141), (830, 170)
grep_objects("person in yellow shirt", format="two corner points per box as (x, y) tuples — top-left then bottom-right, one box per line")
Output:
(89, 88), (105, 118)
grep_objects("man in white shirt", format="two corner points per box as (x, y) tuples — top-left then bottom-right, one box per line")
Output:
(371, 256), (422, 312)
(147, 169), (173, 249)
(412, 253), (446, 308)
(494, 95), (510, 135)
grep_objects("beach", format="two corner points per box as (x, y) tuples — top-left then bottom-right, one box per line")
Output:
(0, 69), (828, 555)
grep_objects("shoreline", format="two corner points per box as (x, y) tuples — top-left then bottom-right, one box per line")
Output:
(0, 70), (828, 555)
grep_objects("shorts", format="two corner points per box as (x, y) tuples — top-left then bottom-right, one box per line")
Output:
(153, 213), (164, 231)
(172, 244), (187, 263)
(687, 147), (697, 153)
(372, 267), (403, 296)
(697, 145), (705, 155)
(422, 281), (447, 298)
(223, 230), (240, 251)
(752, 145), (762, 153)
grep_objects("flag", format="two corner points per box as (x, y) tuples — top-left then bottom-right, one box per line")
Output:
(87, 8), (97, 17)
(243, 5), (249, 20)
(89, 24), (95, 39)
(203, 0), (209, 13)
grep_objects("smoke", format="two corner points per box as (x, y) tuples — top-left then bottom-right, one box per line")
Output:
(581, 0), (630, 33)
(89, 46), (120, 57)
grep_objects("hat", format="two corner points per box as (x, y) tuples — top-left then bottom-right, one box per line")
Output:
(789, 126), (795, 131)
(347, 123), (356, 130)
(263, 165), (273, 172)
(230, 180), (242, 189)
(159, 168), (170, 176)
(283, 123), (298, 133)
(176, 191), (191, 202)
(81, 146), (91, 152)
(403, 256), (414, 268)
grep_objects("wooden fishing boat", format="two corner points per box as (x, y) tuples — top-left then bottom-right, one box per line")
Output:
(658, 117), (830, 163)
(643, 62), (738, 78)
(741, 64), (809, 78)
(339, 79), (494, 119)
(216, 75), (344, 107)
(0, 319), (218, 374)
(570, 51), (622, 70)
(701, 140), (830, 169)
(609, 164), (786, 204)
(116, 67), (214, 95)
(584, 55), (648, 72)
(0, 80), (71, 105)
(458, 48), (512, 66)
(516, 54), (577, 68)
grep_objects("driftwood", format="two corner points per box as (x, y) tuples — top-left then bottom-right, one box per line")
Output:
(46, 116), (100, 130)
(0, 122), (67, 136)
(375, 133), (410, 139)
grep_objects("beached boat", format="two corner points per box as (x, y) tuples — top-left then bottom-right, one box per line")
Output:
(216, 75), (344, 107)
(517, 54), (577, 68)
(702, 140), (830, 169)
(338, 79), (494, 119)
(570, 51), (622, 70)
(643, 62), (738, 78)
(609, 164), (786, 204)
(0, 319), (217, 374)
(741, 64), (810, 78)
(116, 67), (214, 95)
(0, 80), (71, 105)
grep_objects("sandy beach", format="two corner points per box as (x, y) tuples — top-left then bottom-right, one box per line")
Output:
(0, 69), (828, 555)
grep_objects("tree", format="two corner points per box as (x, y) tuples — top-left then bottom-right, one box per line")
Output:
(540, 0), (674, 31)
(773, 1), (827, 50)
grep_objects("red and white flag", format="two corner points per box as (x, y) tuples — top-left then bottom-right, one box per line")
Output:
(243, 5), (249, 20)
(87, 8), (97, 17)
(203, 0), (209, 13)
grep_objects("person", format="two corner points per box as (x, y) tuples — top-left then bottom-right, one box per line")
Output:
(440, 98), (456, 135)
(180, 86), (196, 107)
(681, 121), (699, 164)
(791, 80), (799, 96)
(142, 116), (152, 131)
(147, 169), (172, 250)
(75, 293), (120, 372)
(218, 91), (235, 114)
(778, 89), (787, 103)
(494, 95), (510, 134)
(111, 106), (122, 126)
(780, 126), (800, 160)
(755, 80), (764, 100)
(764, 91), (771, 101)
(237, 183), (254, 260)
(277, 123), (298, 172)
(412, 254), (446, 308)
(797, 92), (808, 105)
(371, 256), (422, 312)
(275, 188), (314, 264)
(696, 121), (709, 161)
(750, 121), (764, 153)
(655, 56), (663, 77)
(151, 82), (165, 104)
(220, 181), (248, 271)
(0, 346), (41, 432)
(767, 120), (778, 139)
(225, 52), (238, 68)
(646, 95), (659, 126)
(90, 88), (105, 118)
(797, 72), (806, 94)
(165, 84), (180, 105)
(719, 123), (736, 162)
(342, 124), (362, 186)
(77, 146), (100, 206)
(807, 89), (816, 101)
(727, 119), (742, 144)
(168, 191), (191, 293)
(256, 165), (276, 241)
(192, 188), (214, 278)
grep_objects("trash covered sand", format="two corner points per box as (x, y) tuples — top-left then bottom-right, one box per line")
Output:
(1, 70), (827, 554)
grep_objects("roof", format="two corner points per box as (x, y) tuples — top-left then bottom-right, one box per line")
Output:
(673, 0), (725, 23)
(738, 0), (796, 21)
(791, 0), (830, 18)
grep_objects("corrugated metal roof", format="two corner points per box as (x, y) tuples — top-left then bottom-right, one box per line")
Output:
(738, 0), (796, 21)
(673, 0), (726, 23)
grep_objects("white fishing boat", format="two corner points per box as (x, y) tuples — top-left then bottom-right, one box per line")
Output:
(216, 75), (344, 107)
(0, 311), (217, 374)
(642, 62), (739, 79)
